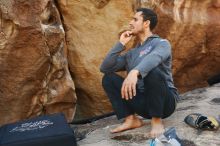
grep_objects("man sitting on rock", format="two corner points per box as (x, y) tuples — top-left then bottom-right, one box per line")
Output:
(100, 8), (179, 138)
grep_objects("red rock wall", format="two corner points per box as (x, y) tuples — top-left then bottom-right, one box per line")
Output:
(1, 0), (219, 121)
(0, 0), (77, 125)
(150, 0), (220, 92)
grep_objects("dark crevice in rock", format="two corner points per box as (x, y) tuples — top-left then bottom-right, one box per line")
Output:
(72, 127), (87, 142)
(53, 0), (75, 85)
(112, 134), (133, 141)
(54, 0), (64, 23)
(209, 98), (220, 105)
(53, 0), (68, 53)
(190, 88), (207, 94)
(176, 105), (197, 111)
(89, 0), (111, 9)
(181, 139), (197, 146)
(179, 95), (204, 102)
(50, 68), (65, 81)
(112, 135), (196, 146)
(211, 98), (220, 103)
(41, 1), (60, 26)
(181, 88), (207, 98)
(207, 73), (220, 85)
(111, 133), (149, 143)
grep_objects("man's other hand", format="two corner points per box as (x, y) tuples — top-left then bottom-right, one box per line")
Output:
(119, 31), (133, 46)
(121, 70), (139, 100)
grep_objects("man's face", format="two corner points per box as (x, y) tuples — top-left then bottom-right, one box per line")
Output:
(129, 12), (148, 35)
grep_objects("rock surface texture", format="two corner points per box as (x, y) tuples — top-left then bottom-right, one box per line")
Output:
(57, 0), (135, 119)
(58, 0), (220, 118)
(0, 0), (220, 123)
(0, 0), (76, 125)
(73, 84), (220, 146)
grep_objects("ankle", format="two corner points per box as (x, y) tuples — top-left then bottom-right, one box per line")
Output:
(151, 117), (163, 125)
(125, 115), (138, 121)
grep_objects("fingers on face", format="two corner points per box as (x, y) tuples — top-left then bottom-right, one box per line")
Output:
(124, 31), (132, 37)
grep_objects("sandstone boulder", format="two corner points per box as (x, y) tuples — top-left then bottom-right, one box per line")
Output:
(0, 0), (76, 125)
(57, 0), (136, 119)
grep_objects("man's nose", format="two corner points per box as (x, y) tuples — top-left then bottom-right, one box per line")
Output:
(129, 20), (133, 25)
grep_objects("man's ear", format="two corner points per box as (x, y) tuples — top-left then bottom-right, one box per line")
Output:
(144, 20), (150, 29)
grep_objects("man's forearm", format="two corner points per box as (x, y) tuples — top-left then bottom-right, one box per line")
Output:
(100, 42), (125, 73)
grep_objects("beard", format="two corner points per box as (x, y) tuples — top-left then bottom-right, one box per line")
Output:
(129, 25), (145, 35)
(131, 29), (145, 36)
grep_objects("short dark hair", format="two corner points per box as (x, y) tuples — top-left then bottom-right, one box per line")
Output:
(136, 8), (158, 30)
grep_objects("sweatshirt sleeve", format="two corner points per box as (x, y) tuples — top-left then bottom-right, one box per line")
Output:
(133, 39), (171, 78)
(100, 42), (127, 73)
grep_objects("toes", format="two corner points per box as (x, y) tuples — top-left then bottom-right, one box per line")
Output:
(110, 126), (125, 133)
(110, 128), (121, 133)
(144, 132), (151, 138)
(150, 132), (156, 138)
(150, 129), (165, 138)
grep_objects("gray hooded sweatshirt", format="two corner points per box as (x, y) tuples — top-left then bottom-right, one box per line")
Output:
(100, 34), (176, 91)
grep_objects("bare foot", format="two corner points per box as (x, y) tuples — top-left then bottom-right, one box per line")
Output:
(111, 115), (145, 133)
(150, 117), (165, 138)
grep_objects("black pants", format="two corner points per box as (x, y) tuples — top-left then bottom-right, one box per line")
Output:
(102, 68), (178, 120)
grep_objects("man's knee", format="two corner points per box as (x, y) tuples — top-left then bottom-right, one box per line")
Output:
(102, 73), (117, 87)
(143, 67), (165, 84)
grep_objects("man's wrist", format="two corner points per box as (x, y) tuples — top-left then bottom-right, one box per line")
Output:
(131, 70), (139, 76)
(120, 41), (126, 46)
